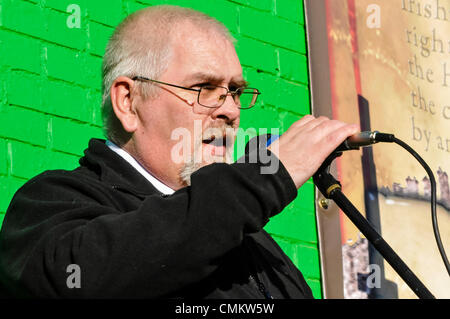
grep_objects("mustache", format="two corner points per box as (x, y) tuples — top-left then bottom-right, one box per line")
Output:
(200, 123), (238, 146)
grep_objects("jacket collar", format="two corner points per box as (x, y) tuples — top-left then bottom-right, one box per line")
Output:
(79, 138), (162, 196)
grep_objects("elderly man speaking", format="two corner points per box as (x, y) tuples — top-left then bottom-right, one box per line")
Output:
(0, 5), (358, 298)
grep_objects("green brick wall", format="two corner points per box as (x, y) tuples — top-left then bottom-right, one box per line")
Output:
(0, 0), (321, 298)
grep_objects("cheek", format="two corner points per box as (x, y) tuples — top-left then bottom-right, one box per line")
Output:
(164, 111), (209, 160)
(136, 95), (213, 156)
(138, 98), (189, 139)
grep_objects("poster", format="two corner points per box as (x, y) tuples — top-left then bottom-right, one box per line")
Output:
(325, 0), (450, 298)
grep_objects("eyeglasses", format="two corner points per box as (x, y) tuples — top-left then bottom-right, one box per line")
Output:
(132, 76), (260, 109)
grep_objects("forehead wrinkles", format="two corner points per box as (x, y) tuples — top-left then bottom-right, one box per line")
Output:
(171, 25), (238, 76)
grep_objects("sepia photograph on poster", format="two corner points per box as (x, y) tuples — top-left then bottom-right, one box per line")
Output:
(320, 0), (449, 298)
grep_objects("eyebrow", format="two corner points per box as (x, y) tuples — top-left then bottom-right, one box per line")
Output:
(186, 72), (248, 87)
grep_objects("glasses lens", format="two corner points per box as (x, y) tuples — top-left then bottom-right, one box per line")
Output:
(198, 86), (259, 109)
(199, 86), (228, 108)
(237, 88), (258, 109)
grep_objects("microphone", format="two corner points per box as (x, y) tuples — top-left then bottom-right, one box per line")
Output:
(334, 131), (394, 152)
(264, 131), (395, 153)
(242, 130), (395, 176)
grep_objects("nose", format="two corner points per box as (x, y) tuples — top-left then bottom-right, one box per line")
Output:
(210, 94), (240, 124)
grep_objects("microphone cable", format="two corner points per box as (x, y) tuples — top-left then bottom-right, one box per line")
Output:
(335, 130), (449, 276)
(388, 136), (450, 277)
(266, 131), (449, 276)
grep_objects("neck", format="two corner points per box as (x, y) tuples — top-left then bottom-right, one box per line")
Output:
(121, 137), (185, 191)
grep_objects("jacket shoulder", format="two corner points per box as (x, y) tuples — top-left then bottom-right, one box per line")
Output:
(8, 166), (106, 206)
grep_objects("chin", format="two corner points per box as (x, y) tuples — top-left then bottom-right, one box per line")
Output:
(178, 149), (234, 186)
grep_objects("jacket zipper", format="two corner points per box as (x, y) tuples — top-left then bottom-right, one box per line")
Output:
(249, 274), (273, 299)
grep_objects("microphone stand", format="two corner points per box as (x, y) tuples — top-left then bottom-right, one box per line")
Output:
(313, 152), (435, 299)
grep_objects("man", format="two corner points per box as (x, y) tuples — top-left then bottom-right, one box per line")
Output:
(0, 5), (358, 298)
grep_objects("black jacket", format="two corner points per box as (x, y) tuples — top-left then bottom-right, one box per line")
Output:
(0, 138), (313, 298)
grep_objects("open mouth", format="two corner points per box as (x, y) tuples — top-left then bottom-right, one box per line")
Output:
(202, 135), (226, 147)
(202, 135), (227, 157)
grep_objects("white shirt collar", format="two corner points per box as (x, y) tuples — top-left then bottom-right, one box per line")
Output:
(106, 140), (175, 195)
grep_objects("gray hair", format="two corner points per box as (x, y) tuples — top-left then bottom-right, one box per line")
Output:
(101, 5), (235, 145)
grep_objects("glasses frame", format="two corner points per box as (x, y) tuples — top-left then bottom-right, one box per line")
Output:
(132, 76), (260, 109)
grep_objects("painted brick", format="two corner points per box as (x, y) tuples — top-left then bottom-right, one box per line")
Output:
(89, 22), (114, 56)
(265, 196), (318, 243)
(48, 150), (81, 171)
(277, 78), (310, 114)
(45, 44), (86, 84)
(273, 236), (294, 257)
(276, 110), (304, 132)
(228, 0), (273, 12)
(244, 68), (310, 114)
(137, 0), (155, 4)
(0, 176), (27, 214)
(45, 0), (87, 12)
(243, 68), (280, 108)
(294, 243), (321, 279)
(272, 236), (322, 297)
(239, 105), (281, 132)
(274, 238), (321, 278)
(235, 36), (278, 74)
(297, 180), (315, 212)
(270, 179), (316, 215)
(157, 0), (239, 34)
(8, 141), (47, 179)
(278, 48), (308, 84)
(0, 0), (46, 39)
(87, 89), (103, 126)
(0, 106), (48, 147)
(0, 78), (6, 112)
(0, 139), (6, 175)
(0, 30), (41, 74)
(306, 279), (322, 299)
(124, 1), (151, 15)
(45, 45), (102, 88)
(51, 117), (103, 155)
(45, 7), (87, 50)
(8, 140), (80, 179)
(298, 211), (318, 243)
(184, 0), (239, 34)
(275, 0), (305, 25)
(42, 79), (92, 122)
(6, 71), (43, 111)
(83, 54), (103, 88)
(0, 176), (9, 213)
(239, 6), (306, 53)
(86, 0), (124, 27)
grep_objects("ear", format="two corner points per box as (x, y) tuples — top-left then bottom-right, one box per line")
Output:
(110, 76), (138, 133)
